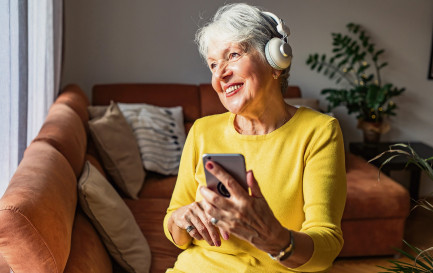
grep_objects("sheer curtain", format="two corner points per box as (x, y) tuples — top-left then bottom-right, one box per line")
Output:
(0, 0), (63, 197)
(27, 0), (63, 145)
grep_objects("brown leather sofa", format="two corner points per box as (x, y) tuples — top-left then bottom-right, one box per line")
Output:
(0, 84), (410, 272)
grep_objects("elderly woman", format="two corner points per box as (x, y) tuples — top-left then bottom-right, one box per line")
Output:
(163, 3), (346, 273)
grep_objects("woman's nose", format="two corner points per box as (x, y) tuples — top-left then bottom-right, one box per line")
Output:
(214, 62), (232, 80)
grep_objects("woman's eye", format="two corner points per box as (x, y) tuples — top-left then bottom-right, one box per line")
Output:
(229, 52), (240, 59)
(210, 63), (217, 70)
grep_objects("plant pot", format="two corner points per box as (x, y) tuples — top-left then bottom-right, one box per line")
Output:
(357, 120), (390, 144)
(362, 127), (381, 143)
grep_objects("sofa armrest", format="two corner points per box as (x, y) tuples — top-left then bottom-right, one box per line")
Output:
(0, 142), (77, 273)
(0, 254), (9, 273)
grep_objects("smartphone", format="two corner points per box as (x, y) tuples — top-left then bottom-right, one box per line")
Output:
(202, 153), (247, 198)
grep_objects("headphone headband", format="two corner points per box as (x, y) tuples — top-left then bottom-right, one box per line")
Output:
(262, 11), (290, 38)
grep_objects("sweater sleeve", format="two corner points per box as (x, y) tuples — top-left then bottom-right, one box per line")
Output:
(163, 122), (200, 249)
(294, 118), (347, 272)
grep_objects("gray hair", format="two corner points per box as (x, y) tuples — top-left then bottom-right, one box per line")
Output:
(195, 3), (291, 93)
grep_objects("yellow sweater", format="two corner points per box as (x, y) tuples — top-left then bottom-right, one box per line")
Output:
(163, 107), (346, 273)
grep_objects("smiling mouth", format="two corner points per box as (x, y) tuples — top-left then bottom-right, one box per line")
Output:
(225, 84), (243, 97)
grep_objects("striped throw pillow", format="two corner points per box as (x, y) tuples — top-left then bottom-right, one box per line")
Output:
(118, 103), (185, 175)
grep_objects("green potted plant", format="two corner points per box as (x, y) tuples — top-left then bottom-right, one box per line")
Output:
(306, 23), (406, 143)
(370, 143), (433, 272)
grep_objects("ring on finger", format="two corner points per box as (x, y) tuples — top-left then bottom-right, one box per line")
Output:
(210, 217), (219, 225)
(186, 225), (195, 233)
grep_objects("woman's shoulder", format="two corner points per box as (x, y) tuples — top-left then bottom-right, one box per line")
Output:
(192, 112), (231, 131)
(290, 107), (341, 138)
(296, 107), (338, 126)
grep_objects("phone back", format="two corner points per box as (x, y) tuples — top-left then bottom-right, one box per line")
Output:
(202, 153), (247, 197)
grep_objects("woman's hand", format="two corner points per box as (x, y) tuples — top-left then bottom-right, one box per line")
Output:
(199, 161), (287, 253)
(170, 160), (314, 268)
(169, 200), (223, 247)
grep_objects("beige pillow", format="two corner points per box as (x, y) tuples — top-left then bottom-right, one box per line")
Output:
(284, 98), (320, 111)
(78, 161), (151, 273)
(88, 101), (145, 199)
(88, 105), (108, 119)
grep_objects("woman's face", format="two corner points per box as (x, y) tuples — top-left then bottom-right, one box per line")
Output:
(207, 39), (276, 117)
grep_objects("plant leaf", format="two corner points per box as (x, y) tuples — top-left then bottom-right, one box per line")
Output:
(379, 62), (389, 69)
(402, 241), (433, 270)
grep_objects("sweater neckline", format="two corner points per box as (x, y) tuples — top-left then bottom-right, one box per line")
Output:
(227, 107), (305, 140)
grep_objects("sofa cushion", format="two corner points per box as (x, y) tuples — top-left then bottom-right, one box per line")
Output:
(89, 101), (145, 199)
(63, 211), (113, 273)
(344, 153), (410, 220)
(34, 103), (87, 177)
(124, 198), (183, 273)
(78, 161), (151, 273)
(0, 141), (77, 273)
(118, 103), (186, 175)
(138, 173), (177, 199)
(339, 218), (406, 257)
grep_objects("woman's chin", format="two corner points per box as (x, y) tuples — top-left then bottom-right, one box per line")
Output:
(225, 105), (245, 115)
(220, 97), (244, 114)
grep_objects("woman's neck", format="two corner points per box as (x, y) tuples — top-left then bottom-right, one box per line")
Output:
(234, 100), (293, 135)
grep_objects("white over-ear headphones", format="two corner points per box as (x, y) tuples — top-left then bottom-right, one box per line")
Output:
(262, 11), (292, 70)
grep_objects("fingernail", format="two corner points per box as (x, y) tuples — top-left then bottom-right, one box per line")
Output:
(206, 162), (214, 169)
(215, 240), (221, 247)
(223, 232), (230, 240)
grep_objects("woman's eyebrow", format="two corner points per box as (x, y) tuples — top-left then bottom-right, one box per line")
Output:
(207, 46), (232, 61)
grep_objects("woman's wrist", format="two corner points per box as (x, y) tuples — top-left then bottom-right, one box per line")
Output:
(268, 229), (294, 261)
(168, 212), (191, 246)
(265, 226), (292, 256)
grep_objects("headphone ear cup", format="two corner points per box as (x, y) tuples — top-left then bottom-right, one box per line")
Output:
(265, 38), (292, 70)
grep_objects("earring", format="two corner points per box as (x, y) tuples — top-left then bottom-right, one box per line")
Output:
(273, 74), (278, 80)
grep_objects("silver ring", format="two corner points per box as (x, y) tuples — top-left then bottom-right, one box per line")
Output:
(186, 225), (195, 233)
(210, 217), (219, 225)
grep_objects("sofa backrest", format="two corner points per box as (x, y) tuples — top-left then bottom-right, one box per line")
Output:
(93, 84), (202, 131)
(54, 84), (91, 130)
(33, 103), (87, 177)
(92, 83), (302, 131)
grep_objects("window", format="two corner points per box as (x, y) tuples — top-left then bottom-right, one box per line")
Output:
(0, 0), (63, 197)
(0, 1), (28, 196)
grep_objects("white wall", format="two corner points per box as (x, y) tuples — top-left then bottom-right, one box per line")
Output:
(62, 0), (433, 196)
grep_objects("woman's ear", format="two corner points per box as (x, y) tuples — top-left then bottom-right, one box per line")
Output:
(272, 70), (282, 79)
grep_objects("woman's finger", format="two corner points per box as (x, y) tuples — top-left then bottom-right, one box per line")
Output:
(200, 186), (231, 210)
(193, 202), (222, 246)
(187, 217), (215, 245)
(205, 161), (248, 198)
(219, 227), (230, 240)
(246, 170), (263, 198)
(174, 202), (220, 246)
